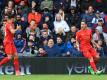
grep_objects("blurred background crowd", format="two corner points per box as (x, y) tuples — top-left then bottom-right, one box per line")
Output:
(0, 0), (107, 57)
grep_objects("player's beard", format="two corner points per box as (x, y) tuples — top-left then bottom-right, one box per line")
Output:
(81, 26), (87, 30)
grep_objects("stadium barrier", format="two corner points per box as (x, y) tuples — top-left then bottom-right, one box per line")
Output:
(0, 57), (107, 75)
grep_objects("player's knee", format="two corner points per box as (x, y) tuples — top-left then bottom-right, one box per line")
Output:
(96, 55), (100, 59)
(88, 57), (94, 62)
(14, 53), (18, 58)
(95, 55), (100, 61)
(7, 55), (12, 59)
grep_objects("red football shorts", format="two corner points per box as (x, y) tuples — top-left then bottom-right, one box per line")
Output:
(4, 42), (17, 55)
(81, 47), (97, 59)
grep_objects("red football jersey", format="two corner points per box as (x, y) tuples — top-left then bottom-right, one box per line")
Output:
(76, 29), (92, 51)
(4, 22), (14, 43)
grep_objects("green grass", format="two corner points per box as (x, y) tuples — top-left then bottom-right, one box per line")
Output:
(0, 75), (107, 80)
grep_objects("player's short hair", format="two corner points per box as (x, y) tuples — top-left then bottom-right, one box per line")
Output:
(81, 19), (87, 24)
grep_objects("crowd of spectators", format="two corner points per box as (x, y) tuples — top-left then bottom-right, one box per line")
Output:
(0, 0), (107, 57)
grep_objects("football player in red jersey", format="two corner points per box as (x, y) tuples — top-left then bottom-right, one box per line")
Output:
(76, 20), (103, 75)
(0, 14), (21, 76)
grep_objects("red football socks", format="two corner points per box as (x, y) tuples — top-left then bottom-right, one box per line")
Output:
(90, 61), (97, 72)
(14, 58), (20, 73)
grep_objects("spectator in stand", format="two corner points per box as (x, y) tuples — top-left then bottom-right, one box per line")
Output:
(95, 19), (107, 33)
(26, 19), (40, 39)
(7, 0), (16, 15)
(16, 0), (29, 29)
(65, 7), (81, 27)
(25, 33), (38, 56)
(44, 38), (61, 57)
(66, 36), (82, 57)
(68, 25), (78, 40)
(93, 26), (107, 45)
(1, 7), (9, 21)
(31, 0), (37, 9)
(80, 0), (93, 13)
(91, 11), (104, 28)
(17, 0), (28, 23)
(14, 30), (26, 55)
(53, 0), (70, 13)
(93, 26), (107, 56)
(28, 8), (41, 25)
(28, 0), (41, 7)
(37, 47), (47, 57)
(2, 1), (16, 21)
(14, 14), (27, 37)
(40, 0), (53, 11)
(40, 23), (52, 36)
(40, 12), (53, 30)
(19, 0), (28, 14)
(82, 5), (95, 28)
(39, 30), (51, 47)
(56, 36), (69, 57)
(53, 0), (64, 13)
(95, 40), (105, 57)
(58, 8), (65, 20)
(54, 14), (70, 36)
(28, 0), (41, 13)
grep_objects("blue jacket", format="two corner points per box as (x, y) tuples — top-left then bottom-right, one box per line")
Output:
(82, 13), (95, 27)
(14, 38), (26, 53)
(44, 44), (61, 57)
(66, 41), (82, 57)
(57, 42), (68, 56)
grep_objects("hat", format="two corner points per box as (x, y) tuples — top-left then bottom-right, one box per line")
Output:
(96, 11), (100, 14)
(96, 26), (103, 33)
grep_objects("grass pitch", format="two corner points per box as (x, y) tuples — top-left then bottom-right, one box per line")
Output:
(0, 75), (106, 80)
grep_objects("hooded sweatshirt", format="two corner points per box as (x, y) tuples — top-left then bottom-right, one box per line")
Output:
(54, 14), (70, 34)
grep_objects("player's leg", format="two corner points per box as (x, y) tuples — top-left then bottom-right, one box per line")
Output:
(90, 48), (100, 63)
(88, 57), (97, 73)
(0, 43), (13, 66)
(90, 48), (103, 75)
(12, 44), (20, 76)
(0, 55), (12, 66)
(82, 50), (97, 74)
(13, 53), (20, 76)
